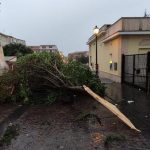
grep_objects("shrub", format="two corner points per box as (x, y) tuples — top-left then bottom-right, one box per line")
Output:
(62, 61), (105, 96)
(0, 71), (19, 103)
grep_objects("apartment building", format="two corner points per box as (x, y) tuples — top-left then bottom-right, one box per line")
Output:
(29, 45), (58, 53)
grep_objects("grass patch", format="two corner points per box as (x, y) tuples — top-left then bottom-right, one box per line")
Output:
(104, 133), (126, 146)
(0, 124), (19, 146)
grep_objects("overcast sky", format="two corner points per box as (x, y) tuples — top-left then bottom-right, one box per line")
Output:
(0, 0), (150, 55)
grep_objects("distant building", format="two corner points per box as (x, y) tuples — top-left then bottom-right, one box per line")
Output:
(0, 32), (26, 47)
(68, 51), (89, 64)
(68, 51), (89, 60)
(29, 45), (58, 53)
(88, 17), (150, 82)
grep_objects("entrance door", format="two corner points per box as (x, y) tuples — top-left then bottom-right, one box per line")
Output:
(122, 52), (150, 91)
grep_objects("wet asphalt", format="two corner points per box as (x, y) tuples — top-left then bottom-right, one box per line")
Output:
(105, 83), (150, 138)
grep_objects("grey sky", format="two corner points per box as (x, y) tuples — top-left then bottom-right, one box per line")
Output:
(0, 0), (150, 55)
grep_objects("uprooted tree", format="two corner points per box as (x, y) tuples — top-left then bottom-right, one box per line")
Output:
(0, 52), (140, 132)
(0, 52), (105, 104)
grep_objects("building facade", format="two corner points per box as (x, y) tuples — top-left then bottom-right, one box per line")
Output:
(0, 33), (26, 47)
(0, 46), (8, 75)
(29, 45), (58, 53)
(0, 32), (24, 75)
(88, 17), (150, 82)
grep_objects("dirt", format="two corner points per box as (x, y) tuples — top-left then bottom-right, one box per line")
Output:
(0, 95), (150, 150)
(0, 105), (18, 123)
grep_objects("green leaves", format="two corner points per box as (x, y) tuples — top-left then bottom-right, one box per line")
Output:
(62, 61), (105, 96)
(3, 43), (33, 57)
(0, 52), (105, 104)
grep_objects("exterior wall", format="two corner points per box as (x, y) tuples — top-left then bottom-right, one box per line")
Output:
(105, 19), (123, 38)
(122, 35), (150, 55)
(89, 37), (122, 82)
(0, 34), (9, 47)
(122, 18), (150, 31)
(88, 18), (150, 45)
(0, 33), (25, 47)
(0, 46), (4, 61)
(0, 46), (7, 76)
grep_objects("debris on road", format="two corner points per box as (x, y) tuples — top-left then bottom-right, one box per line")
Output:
(83, 85), (141, 132)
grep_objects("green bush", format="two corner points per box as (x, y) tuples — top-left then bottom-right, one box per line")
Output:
(0, 71), (19, 103)
(62, 61), (105, 96)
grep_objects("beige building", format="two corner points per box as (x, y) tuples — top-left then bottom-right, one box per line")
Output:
(88, 17), (150, 82)
(0, 33), (26, 47)
(29, 45), (58, 53)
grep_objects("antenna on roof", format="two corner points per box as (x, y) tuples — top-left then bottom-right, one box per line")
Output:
(144, 9), (150, 17)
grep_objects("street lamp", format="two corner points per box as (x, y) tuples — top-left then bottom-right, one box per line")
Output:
(93, 26), (99, 75)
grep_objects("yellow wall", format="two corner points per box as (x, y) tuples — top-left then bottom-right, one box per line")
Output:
(89, 35), (150, 82)
(122, 35), (150, 55)
(89, 35), (150, 78)
(89, 37), (122, 77)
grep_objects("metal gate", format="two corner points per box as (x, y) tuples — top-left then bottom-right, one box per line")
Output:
(122, 52), (150, 91)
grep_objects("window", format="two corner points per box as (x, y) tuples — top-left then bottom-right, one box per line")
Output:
(114, 62), (117, 71)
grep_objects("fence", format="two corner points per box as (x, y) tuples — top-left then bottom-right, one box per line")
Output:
(122, 52), (150, 92)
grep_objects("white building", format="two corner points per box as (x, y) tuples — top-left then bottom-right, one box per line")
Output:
(0, 33), (26, 47)
(29, 45), (58, 53)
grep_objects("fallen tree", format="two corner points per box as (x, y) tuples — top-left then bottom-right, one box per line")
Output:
(0, 52), (105, 104)
(0, 52), (140, 132)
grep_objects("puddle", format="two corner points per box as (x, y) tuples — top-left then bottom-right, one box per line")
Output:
(105, 83), (150, 137)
